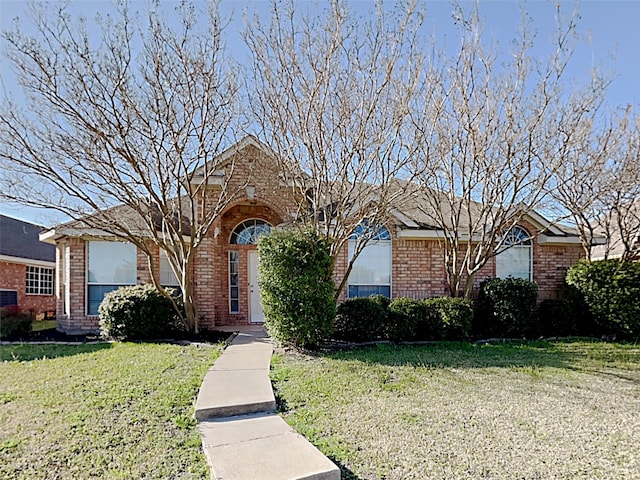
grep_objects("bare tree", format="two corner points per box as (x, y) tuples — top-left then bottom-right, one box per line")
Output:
(0, 0), (244, 332)
(593, 111), (640, 262)
(408, 3), (610, 297)
(244, 0), (425, 297)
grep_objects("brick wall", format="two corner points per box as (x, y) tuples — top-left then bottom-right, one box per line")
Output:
(536, 244), (584, 299)
(0, 260), (56, 314)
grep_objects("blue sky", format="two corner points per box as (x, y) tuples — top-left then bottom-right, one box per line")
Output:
(1, 0), (639, 226)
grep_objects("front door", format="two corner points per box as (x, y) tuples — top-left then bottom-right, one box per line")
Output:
(248, 251), (264, 323)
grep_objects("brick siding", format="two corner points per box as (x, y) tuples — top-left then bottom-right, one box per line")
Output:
(0, 260), (56, 314)
(53, 141), (588, 332)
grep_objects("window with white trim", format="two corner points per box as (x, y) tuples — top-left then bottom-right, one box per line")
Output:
(160, 250), (180, 287)
(87, 241), (136, 315)
(496, 226), (533, 280)
(229, 251), (240, 313)
(230, 219), (271, 244)
(25, 266), (54, 295)
(348, 224), (392, 298)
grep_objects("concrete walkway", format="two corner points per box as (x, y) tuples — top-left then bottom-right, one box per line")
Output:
(195, 329), (340, 480)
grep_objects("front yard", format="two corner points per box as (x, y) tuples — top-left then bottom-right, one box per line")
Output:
(0, 342), (221, 479)
(271, 341), (640, 480)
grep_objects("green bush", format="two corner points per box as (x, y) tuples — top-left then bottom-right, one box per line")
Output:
(566, 259), (640, 339)
(258, 228), (335, 348)
(537, 299), (578, 337)
(370, 294), (391, 312)
(475, 278), (538, 338)
(98, 285), (182, 340)
(386, 297), (424, 341)
(0, 306), (33, 339)
(334, 297), (387, 342)
(426, 297), (474, 340)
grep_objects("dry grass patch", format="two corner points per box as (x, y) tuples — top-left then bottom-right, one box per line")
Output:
(271, 341), (640, 480)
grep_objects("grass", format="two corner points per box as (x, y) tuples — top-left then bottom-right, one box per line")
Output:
(0, 342), (222, 479)
(271, 341), (640, 480)
(30, 319), (57, 332)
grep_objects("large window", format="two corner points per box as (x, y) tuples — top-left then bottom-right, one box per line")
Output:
(87, 241), (136, 315)
(25, 266), (54, 295)
(496, 226), (532, 281)
(348, 225), (392, 298)
(230, 219), (271, 245)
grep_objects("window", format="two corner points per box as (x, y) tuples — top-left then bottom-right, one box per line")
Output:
(25, 266), (54, 295)
(348, 224), (392, 298)
(229, 251), (240, 313)
(230, 219), (271, 245)
(0, 290), (18, 307)
(160, 250), (180, 287)
(496, 226), (532, 280)
(87, 241), (136, 315)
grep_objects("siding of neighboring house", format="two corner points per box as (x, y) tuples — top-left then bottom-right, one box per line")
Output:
(0, 260), (55, 313)
(0, 215), (56, 315)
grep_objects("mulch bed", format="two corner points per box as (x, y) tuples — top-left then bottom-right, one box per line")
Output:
(1, 328), (231, 344)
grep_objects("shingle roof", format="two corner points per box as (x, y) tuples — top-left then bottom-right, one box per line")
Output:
(0, 214), (56, 262)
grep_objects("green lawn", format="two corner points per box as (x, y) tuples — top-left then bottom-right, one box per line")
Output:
(0, 342), (221, 479)
(31, 320), (57, 332)
(271, 341), (640, 480)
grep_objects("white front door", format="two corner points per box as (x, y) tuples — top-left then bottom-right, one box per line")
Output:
(248, 251), (264, 323)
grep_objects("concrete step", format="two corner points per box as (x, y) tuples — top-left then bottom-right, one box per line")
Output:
(195, 331), (276, 420)
(195, 367), (276, 420)
(199, 413), (341, 480)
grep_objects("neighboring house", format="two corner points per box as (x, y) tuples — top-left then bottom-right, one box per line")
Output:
(591, 200), (640, 261)
(0, 214), (56, 314)
(40, 136), (587, 333)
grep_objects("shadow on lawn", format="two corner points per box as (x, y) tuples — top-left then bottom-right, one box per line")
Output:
(318, 341), (598, 372)
(329, 457), (364, 480)
(0, 342), (113, 362)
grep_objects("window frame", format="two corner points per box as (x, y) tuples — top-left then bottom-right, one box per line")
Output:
(229, 250), (240, 314)
(25, 265), (55, 295)
(229, 218), (272, 245)
(496, 226), (533, 281)
(347, 225), (392, 299)
(86, 241), (137, 315)
(159, 250), (180, 287)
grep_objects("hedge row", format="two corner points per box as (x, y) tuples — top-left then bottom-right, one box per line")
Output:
(567, 259), (640, 339)
(334, 295), (474, 342)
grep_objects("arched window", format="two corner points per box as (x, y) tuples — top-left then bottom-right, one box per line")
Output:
(348, 224), (392, 298)
(496, 226), (533, 281)
(229, 219), (272, 245)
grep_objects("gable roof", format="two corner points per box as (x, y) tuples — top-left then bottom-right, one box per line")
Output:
(0, 214), (56, 262)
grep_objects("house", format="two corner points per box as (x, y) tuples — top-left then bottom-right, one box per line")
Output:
(40, 137), (586, 333)
(591, 199), (640, 261)
(0, 214), (56, 315)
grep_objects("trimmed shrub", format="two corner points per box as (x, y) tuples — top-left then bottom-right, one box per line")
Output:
(258, 228), (335, 348)
(426, 297), (474, 340)
(98, 284), (182, 340)
(0, 306), (33, 339)
(475, 278), (538, 338)
(334, 297), (387, 342)
(537, 298), (578, 337)
(386, 297), (424, 341)
(566, 259), (640, 339)
(370, 294), (391, 312)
